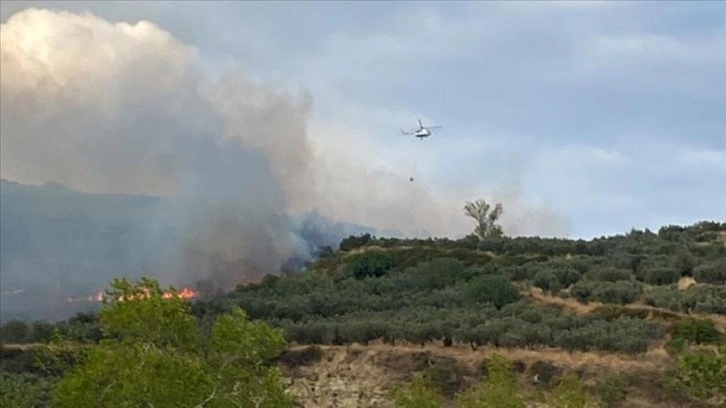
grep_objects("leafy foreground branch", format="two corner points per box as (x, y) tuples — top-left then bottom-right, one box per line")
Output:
(43, 278), (294, 408)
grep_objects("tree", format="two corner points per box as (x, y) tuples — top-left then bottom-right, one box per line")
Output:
(0, 320), (30, 344)
(456, 353), (524, 408)
(595, 375), (627, 408)
(346, 251), (396, 279)
(30, 321), (54, 343)
(670, 318), (723, 345)
(694, 261), (726, 285)
(51, 277), (292, 408)
(464, 199), (504, 239)
(466, 275), (520, 309)
(548, 374), (590, 408)
(673, 247), (695, 276)
(0, 372), (55, 408)
(390, 374), (444, 408)
(534, 271), (557, 293)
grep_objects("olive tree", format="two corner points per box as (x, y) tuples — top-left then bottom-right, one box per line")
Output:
(455, 353), (525, 408)
(51, 277), (293, 408)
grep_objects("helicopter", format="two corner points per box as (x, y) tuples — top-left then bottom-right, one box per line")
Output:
(401, 119), (442, 139)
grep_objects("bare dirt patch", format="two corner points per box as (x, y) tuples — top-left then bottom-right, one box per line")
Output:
(281, 342), (679, 408)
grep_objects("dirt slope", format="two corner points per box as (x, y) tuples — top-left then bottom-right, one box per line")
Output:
(281, 343), (692, 408)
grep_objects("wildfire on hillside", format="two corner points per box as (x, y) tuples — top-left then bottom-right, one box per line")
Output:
(66, 287), (198, 303)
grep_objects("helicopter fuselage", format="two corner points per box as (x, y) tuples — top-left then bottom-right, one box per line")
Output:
(413, 128), (431, 138)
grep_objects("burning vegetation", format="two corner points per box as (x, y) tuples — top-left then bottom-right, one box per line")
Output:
(66, 286), (198, 303)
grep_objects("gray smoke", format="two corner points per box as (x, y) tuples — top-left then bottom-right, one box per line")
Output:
(0, 8), (323, 300)
(0, 8), (571, 321)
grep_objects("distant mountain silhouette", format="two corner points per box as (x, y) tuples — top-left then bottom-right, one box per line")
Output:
(0, 179), (395, 322)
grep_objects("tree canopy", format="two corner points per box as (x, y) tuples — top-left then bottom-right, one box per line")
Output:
(464, 199), (504, 239)
(51, 278), (292, 408)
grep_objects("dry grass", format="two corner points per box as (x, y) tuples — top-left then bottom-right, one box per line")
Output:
(526, 288), (599, 314)
(0, 343), (42, 350)
(283, 343), (696, 408)
(283, 344), (395, 408)
(363, 342), (666, 373)
(677, 276), (697, 290)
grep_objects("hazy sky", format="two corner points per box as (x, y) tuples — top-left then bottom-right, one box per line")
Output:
(2, 1), (725, 239)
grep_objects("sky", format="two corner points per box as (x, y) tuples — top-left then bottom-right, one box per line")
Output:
(1, 0), (725, 239)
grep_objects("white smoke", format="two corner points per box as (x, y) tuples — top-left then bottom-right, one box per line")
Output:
(0, 8), (317, 290)
(0, 7), (570, 299)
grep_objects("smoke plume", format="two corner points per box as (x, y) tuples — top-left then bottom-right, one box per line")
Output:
(0, 8), (570, 320)
(1, 8), (317, 289)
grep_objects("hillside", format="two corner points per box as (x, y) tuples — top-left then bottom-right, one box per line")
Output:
(199, 223), (725, 407)
(279, 343), (687, 408)
(195, 224), (725, 351)
(0, 179), (172, 321)
(1, 221), (725, 407)
(0, 179), (385, 322)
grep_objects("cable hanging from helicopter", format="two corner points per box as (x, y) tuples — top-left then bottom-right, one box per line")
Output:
(401, 119), (442, 182)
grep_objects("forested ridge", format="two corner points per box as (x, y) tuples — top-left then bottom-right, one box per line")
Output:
(1, 220), (725, 407)
(189, 220), (726, 353)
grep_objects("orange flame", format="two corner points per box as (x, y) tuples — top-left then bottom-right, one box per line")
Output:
(66, 287), (198, 303)
(160, 287), (198, 300)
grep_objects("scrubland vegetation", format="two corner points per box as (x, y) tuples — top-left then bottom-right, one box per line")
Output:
(1, 213), (725, 407)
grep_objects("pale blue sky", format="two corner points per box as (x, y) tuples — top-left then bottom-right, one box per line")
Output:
(2, 1), (725, 239)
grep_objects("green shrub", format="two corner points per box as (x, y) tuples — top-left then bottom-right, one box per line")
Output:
(694, 261), (726, 285)
(673, 249), (696, 276)
(590, 267), (632, 283)
(590, 305), (648, 321)
(346, 251), (396, 279)
(674, 346), (726, 403)
(0, 347), (43, 375)
(554, 317), (662, 354)
(409, 257), (467, 290)
(665, 337), (688, 357)
(571, 281), (598, 303)
(529, 360), (561, 386)
(389, 374), (444, 408)
(456, 354), (524, 408)
(549, 373), (590, 408)
(466, 275), (520, 309)
(0, 320), (31, 343)
(643, 266), (681, 285)
(670, 318), (723, 345)
(534, 271), (557, 292)
(643, 285), (726, 315)
(339, 233), (373, 251)
(421, 360), (468, 399)
(595, 375), (628, 408)
(591, 280), (644, 305)
(0, 372), (56, 408)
